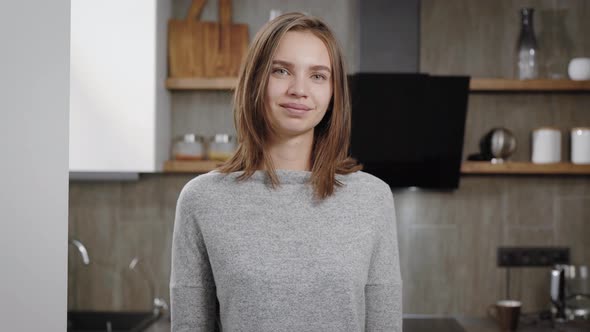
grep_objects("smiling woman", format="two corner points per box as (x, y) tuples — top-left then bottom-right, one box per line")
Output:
(217, 12), (362, 199)
(170, 12), (403, 332)
(266, 31), (333, 138)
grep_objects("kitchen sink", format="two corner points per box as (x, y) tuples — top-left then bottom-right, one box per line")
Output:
(67, 311), (159, 332)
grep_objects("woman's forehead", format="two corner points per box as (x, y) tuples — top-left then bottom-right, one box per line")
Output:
(272, 30), (331, 69)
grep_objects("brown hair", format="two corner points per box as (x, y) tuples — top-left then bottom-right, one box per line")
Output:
(217, 12), (362, 200)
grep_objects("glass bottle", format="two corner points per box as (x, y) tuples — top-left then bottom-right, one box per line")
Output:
(516, 8), (539, 79)
(538, 9), (573, 79)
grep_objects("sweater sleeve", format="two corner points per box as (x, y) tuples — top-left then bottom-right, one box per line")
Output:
(170, 182), (219, 332)
(365, 187), (403, 332)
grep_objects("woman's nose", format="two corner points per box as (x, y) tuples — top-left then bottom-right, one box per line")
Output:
(287, 75), (308, 98)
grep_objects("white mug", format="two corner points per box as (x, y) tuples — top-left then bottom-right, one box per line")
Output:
(571, 127), (590, 164)
(568, 58), (590, 81)
(532, 127), (561, 164)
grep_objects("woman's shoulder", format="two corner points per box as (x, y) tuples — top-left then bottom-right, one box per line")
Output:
(181, 169), (222, 188)
(336, 170), (393, 205)
(342, 170), (391, 193)
(176, 170), (232, 202)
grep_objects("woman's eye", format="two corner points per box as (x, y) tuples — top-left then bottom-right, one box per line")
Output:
(312, 74), (327, 81)
(272, 68), (289, 75)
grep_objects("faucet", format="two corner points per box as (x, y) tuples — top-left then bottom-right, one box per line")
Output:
(68, 238), (90, 310)
(128, 256), (169, 317)
(69, 239), (90, 265)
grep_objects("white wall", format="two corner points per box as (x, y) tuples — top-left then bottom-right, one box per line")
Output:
(0, 1), (70, 331)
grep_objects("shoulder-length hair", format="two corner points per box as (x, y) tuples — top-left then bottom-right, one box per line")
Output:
(217, 12), (362, 200)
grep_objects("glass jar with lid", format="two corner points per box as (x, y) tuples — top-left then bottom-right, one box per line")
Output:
(172, 134), (205, 160)
(208, 134), (237, 161)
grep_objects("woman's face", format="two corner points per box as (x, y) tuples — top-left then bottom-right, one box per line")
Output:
(266, 30), (333, 140)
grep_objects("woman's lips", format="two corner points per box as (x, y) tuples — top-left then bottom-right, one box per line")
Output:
(279, 103), (312, 111)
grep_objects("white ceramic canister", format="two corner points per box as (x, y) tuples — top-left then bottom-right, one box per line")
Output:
(568, 58), (590, 81)
(532, 127), (561, 163)
(571, 127), (590, 164)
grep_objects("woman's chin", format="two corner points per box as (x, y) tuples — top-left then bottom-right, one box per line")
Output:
(274, 125), (315, 139)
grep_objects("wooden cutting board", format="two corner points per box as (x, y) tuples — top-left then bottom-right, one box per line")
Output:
(168, 0), (249, 78)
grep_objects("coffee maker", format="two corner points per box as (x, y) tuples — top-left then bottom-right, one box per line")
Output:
(550, 265), (590, 321)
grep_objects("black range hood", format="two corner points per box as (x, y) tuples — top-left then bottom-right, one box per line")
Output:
(350, 0), (469, 189)
(348, 73), (470, 190)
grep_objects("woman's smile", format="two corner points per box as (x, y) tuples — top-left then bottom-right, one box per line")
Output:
(280, 102), (312, 111)
(280, 102), (313, 116)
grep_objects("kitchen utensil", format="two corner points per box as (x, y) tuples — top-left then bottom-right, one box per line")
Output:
(571, 127), (590, 164)
(551, 264), (590, 321)
(168, 0), (249, 78)
(551, 264), (568, 321)
(568, 58), (590, 81)
(565, 265), (589, 295)
(567, 295), (590, 320)
(475, 128), (517, 163)
(564, 265), (590, 320)
(532, 127), (561, 163)
(488, 300), (522, 331)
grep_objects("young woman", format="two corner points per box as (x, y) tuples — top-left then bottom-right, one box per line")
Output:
(170, 13), (402, 332)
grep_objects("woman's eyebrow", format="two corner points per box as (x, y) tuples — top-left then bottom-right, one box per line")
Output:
(272, 59), (331, 73)
(310, 65), (332, 73)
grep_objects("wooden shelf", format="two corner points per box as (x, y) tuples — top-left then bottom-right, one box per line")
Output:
(166, 77), (237, 90)
(469, 78), (590, 92)
(163, 160), (224, 173)
(164, 160), (590, 175)
(166, 77), (590, 92)
(461, 161), (590, 175)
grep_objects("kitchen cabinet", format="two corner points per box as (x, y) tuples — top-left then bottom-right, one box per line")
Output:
(69, 0), (171, 174)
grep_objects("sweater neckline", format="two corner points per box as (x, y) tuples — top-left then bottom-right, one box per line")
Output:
(218, 169), (354, 185)
(239, 169), (312, 184)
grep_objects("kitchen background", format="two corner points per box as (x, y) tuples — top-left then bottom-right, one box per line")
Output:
(68, 0), (590, 317)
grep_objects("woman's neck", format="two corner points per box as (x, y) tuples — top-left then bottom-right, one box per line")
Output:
(266, 131), (314, 171)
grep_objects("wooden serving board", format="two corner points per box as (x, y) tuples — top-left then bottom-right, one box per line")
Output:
(168, 0), (248, 78)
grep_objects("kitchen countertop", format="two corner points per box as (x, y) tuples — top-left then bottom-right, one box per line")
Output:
(456, 316), (590, 331)
(144, 314), (590, 332)
(144, 314), (170, 332)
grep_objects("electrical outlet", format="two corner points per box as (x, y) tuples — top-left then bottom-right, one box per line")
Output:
(497, 247), (570, 267)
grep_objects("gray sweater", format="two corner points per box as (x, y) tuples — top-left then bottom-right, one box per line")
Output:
(170, 169), (402, 332)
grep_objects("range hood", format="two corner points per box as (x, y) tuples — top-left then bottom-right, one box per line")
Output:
(350, 0), (470, 190)
(349, 73), (470, 190)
